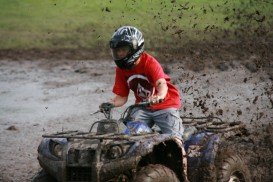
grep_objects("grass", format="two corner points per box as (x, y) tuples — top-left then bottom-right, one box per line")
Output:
(0, 0), (272, 51)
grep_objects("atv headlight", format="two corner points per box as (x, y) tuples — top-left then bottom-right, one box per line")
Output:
(52, 143), (63, 158)
(49, 140), (63, 158)
(106, 143), (133, 159)
(108, 145), (123, 159)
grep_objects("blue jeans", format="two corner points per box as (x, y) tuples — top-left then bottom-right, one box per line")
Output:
(129, 107), (184, 138)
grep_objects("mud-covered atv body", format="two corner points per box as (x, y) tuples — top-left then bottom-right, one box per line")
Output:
(182, 118), (251, 181)
(36, 104), (251, 182)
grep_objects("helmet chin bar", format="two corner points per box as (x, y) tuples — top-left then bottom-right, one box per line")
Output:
(114, 57), (136, 70)
(114, 46), (144, 70)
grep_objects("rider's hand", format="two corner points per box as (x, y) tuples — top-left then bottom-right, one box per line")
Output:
(148, 95), (164, 105)
(99, 102), (115, 112)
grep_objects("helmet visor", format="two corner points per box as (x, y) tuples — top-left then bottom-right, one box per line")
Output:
(111, 45), (132, 60)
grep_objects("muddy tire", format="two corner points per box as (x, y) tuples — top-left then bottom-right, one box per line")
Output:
(217, 154), (251, 182)
(32, 170), (57, 182)
(134, 164), (179, 182)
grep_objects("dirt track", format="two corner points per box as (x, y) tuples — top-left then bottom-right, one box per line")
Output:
(0, 58), (272, 181)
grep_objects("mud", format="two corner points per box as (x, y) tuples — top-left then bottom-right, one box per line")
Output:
(0, 57), (272, 181)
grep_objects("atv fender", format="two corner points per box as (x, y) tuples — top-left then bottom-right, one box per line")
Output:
(127, 134), (188, 182)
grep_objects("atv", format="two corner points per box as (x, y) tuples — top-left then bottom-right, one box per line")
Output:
(34, 102), (251, 182)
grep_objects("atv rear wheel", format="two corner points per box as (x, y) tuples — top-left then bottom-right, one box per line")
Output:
(217, 154), (251, 182)
(133, 164), (179, 182)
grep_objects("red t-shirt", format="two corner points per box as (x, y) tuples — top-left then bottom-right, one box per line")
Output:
(112, 52), (182, 110)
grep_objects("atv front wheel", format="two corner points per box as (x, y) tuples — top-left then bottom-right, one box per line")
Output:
(134, 164), (179, 182)
(32, 169), (57, 182)
(217, 154), (251, 182)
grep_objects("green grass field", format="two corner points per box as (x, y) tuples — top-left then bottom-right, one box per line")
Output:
(0, 0), (272, 51)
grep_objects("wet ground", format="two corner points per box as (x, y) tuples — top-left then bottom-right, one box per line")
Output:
(0, 58), (272, 181)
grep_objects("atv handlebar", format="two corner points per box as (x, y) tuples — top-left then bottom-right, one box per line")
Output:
(92, 100), (163, 120)
(131, 101), (151, 107)
(91, 101), (153, 120)
(134, 98), (163, 107)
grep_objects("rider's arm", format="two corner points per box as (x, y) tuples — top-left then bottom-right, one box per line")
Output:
(111, 95), (128, 107)
(155, 78), (168, 100)
(149, 78), (168, 103)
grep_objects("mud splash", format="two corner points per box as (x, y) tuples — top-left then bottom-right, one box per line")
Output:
(0, 58), (272, 181)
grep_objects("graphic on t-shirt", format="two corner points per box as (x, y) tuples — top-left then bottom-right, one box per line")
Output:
(127, 74), (154, 100)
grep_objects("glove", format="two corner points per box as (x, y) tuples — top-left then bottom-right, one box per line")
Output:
(99, 102), (115, 112)
(148, 95), (164, 104)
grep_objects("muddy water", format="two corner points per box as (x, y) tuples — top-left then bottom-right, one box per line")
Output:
(0, 59), (272, 181)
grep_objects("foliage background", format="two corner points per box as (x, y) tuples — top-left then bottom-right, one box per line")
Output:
(0, 0), (272, 60)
